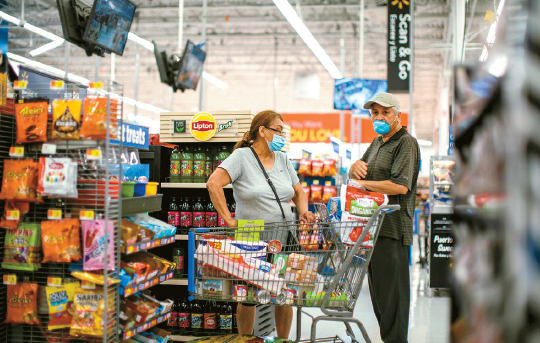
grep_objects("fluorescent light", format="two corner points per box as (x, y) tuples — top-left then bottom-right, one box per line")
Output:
(0, 11), (21, 26)
(202, 71), (228, 89)
(272, 0), (342, 79)
(24, 23), (63, 42)
(479, 0), (506, 62)
(30, 39), (65, 57)
(128, 33), (154, 51)
(417, 139), (433, 146)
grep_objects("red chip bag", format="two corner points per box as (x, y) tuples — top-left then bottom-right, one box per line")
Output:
(323, 159), (337, 176)
(0, 201), (29, 229)
(301, 184), (310, 200)
(311, 160), (324, 177)
(309, 184), (323, 203)
(5, 282), (39, 325)
(344, 185), (388, 212)
(322, 186), (337, 204)
(298, 159), (312, 177)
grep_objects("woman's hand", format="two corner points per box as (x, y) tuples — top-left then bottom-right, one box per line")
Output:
(225, 218), (238, 228)
(300, 211), (316, 224)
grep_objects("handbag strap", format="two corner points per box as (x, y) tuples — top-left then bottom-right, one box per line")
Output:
(249, 146), (287, 220)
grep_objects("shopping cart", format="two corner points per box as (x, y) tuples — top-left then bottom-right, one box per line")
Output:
(188, 204), (400, 343)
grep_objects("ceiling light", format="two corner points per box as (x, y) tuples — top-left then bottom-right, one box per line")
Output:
(0, 11), (21, 26)
(479, 0), (506, 62)
(23, 23), (64, 42)
(272, 0), (342, 79)
(203, 71), (228, 89)
(128, 33), (154, 51)
(30, 39), (65, 57)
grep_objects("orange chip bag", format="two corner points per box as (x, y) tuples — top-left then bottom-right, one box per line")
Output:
(15, 101), (48, 144)
(52, 99), (82, 140)
(309, 184), (323, 203)
(322, 186), (337, 204)
(70, 287), (106, 337)
(298, 159), (312, 177)
(311, 160), (324, 177)
(41, 219), (82, 263)
(301, 183), (310, 200)
(0, 159), (42, 202)
(323, 159), (337, 177)
(5, 282), (39, 325)
(80, 97), (118, 140)
(0, 201), (30, 229)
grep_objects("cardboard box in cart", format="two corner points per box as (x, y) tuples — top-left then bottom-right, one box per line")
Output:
(198, 279), (233, 299)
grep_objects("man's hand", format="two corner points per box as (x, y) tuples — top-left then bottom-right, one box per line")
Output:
(350, 160), (369, 179)
(225, 218), (238, 228)
(300, 211), (316, 224)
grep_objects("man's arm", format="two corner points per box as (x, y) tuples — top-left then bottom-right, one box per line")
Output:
(351, 179), (408, 195)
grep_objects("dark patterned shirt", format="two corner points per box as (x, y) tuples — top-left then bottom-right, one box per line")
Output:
(360, 127), (420, 245)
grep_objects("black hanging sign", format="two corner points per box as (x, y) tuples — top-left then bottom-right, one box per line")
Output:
(387, 0), (412, 93)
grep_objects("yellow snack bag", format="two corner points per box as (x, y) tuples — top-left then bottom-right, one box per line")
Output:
(46, 282), (79, 330)
(71, 271), (120, 286)
(52, 99), (82, 140)
(69, 287), (105, 337)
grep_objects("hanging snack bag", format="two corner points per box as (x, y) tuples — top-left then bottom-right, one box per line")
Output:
(311, 160), (324, 177)
(80, 97), (119, 140)
(298, 159), (312, 177)
(309, 184), (323, 203)
(322, 185), (337, 204)
(15, 101), (48, 144)
(52, 99), (82, 140)
(5, 282), (39, 325)
(322, 159), (337, 177)
(0, 201), (30, 229)
(0, 159), (42, 202)
(38, 157), (78, 198)
(46, 282), (80, 330)
(82, 220), (115, 271)
(69, 287), (106, 337)
(41, 219), (82, 263)
(2, 222), (41, 271)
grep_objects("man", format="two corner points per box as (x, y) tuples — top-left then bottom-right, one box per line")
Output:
(349, 92), (420, 343)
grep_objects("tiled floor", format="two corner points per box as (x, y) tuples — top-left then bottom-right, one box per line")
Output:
(289, 238), (451, 343)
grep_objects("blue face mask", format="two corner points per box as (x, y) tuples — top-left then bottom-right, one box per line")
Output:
(372, 118), (397, 135)
(265, 131), (286, 152)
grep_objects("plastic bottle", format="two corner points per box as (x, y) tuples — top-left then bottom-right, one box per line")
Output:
(232, 302), (238, 334)
(190, 300), (203, 334)
(170, 146), (182, 183)
(168, 197), (180, 227)
(229, 198), (236, 220)
(218, 198), (230, 227)
(220, 302), (233, 334)
(205, 147), (213, 181)
(205, 200), (218, 227)
(181, 146), (194, 183)
(193, 147), (206, 183)
(217, 146), (230, 169)
(167, 297), (178, 333)
(193, 197), (206, 228)
(172, 242), (184, 279)
(203, 300), (217, 333)
(180, 197), (192, 235)
(177, 297), (191, 335)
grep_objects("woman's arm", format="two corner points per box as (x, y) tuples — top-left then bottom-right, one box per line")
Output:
(207, 168), (237, 227)
(292, 183), (316, 223)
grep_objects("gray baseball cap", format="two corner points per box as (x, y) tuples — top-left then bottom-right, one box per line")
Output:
(363, 92), (401, 111)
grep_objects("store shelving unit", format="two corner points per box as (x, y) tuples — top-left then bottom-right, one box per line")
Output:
(161, 182), (232, 189)
(121, 236), (175, 254)
(122, 194), (163, 215)
(122, 312), (172, 340)
(162, 279), (189, 286)
(122, 272), (174, 296)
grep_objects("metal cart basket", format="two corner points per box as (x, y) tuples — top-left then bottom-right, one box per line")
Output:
(188, 204), (400, 343)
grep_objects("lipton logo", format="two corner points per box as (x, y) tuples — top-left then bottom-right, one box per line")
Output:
(190, 112), (217, 141)
(49, 162), (64, 170)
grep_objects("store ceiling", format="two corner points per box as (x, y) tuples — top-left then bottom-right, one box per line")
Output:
(1, 0), (496, 141)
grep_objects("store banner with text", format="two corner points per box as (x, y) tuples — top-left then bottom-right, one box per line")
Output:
(387, 0), (412, 93)
(282, 112), (409, 144)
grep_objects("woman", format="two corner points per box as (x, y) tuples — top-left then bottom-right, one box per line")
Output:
(207, 110), (315, 338)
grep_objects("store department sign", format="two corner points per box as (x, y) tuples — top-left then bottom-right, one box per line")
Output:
(111, 122), (149, 149)
(387, 0), (412, 93)
(190, 112), (217, 141)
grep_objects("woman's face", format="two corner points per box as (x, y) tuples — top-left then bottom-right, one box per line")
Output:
(261, 117), (285, 142)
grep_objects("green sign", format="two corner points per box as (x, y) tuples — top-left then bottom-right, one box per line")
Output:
(174, 120), (186, 133)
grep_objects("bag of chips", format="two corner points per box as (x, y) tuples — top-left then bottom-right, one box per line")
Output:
(301, 183), (310, 201)
(0, 201), (30, 229)
(52, 99), (82, 140)
(41, 219), (82, 263)
(309, 184), (323, 203)
(311, 160), (324, 177)
(80, 97), (119, 140)
(5, 282), (39, 325)
(322, 186), (337, 204)
(46, 282), (79, 330)
(38, 157), (78, 198)
(0, 159), (42, 202)
(82, 220), (115, 271)
(322, 159), (337, 177)
(2, 222), (41, 271)
(15, 101), (48, 144)
(298, 159), (312, 177)
(70, 287), (106, 337)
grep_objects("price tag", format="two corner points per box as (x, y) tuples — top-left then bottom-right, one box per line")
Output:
(86, 149), (101, 160)
(125, 331), (134, 339)
(47, 276), (62, 287)
(79, 210), (95, 220)
(47, 209), (62, 220)
(325, 181), (332, 186)
(3, 274), (17, 285)
(151, 319), (157, 327)
(89, 82), (103, 89)
(159, 275), (165, 282)
(81, 280), (95, 289)
(125, 287), (134, 296)
(9, 146), (24, 158)
(50, 80), (64, 89)
(6, 210), (20, 220)
(41, 143), (57, 155)
(313, 179), (320, 185)
(127, 246), (135, 253)
(13, 80), (27, 89)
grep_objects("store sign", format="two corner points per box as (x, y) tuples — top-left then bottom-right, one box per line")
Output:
(190, 112), (217, 141)
(387, 0), (412, 93)
(174, 120), (186, 133)
(448, 126), (455, 155)
(111, 122), (149, 149)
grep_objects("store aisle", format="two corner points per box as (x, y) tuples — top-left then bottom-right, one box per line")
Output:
(289, 237), (451, 343)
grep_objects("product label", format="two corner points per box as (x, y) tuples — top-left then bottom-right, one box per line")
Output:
(193, 212), (205, 227)
(167, 312), (178, 327)
(178, 313), (190, 328)
(180, 212), (192, 227)
(213, 161), (220, 171)
(204, 313), (217, 329)
(194, 160), (205, 177)
(174, 255), (184, 270)
(206, 212), (218, 227)
(168, 211), (180, 226)
(170, 161), (181, 176)
(181, 160), (194, 177)
(191, 313), (203, 329)
(220, 314), (232, 330)
(205, 161), (213, 177)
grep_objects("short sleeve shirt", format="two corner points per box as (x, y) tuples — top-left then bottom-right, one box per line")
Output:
(360, 128), (420, 245)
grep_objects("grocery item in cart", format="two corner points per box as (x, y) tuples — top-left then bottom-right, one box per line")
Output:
(80, 96), (119, 140)
(0, 159), (42, 202)
(69, 287), (106, 337)
(200, 238), (268, 261)
(41, 218), (82, 263)
(37, 157), (78, 198)
(0, 200), (29, 229)
(82, 219), (115, 271)
(5, 282), (39, 325)
(286, 253), (318, 271)
(2, 222), (41, 271)
(284, 268), (317, 283)
(52, 99), (82, 140)
(15, 101), (48, 144)
(342, 184), (388, 213)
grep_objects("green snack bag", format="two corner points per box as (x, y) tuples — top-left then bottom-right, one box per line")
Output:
(2, 222), (41, 271)
(273, 254), (288, 274)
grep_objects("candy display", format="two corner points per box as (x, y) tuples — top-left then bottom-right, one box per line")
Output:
(52, 99), (82, 140)
(38, 157), (78, 198)
(69, 287), (107, 337)
(82, 220), (115, 271)
(46, 282), (79, 330)
(5, 282), (39, 325)
(80, 96), (119, 140)
(0, 201), (30, 230)
(41, 219), (82, 263)
(0, 159), (42, 202)
(15, 101), (48, 144)
(124, 214), (177, 240)
(2, 223), (41, 271)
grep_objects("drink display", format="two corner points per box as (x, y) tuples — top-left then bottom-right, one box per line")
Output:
(218, 198), (230, 227)
(167, 297), (178, 332)
(205, 147), (213, 181)
(214, 146), (231, 170)
(205, 200), (218, 227)
(193, 197), (206, 228)
(230, 198), (236, 219)
(203, 300), (217, 332)
(220, 302), (233, 334)
(172, 242), (184, 279)
(190, 300), (203, 334)
(168, 197), (180, 227)
(193, 147), (206, 183)
(177, 297), (191, 334)
(170, 146), (182, 182)
(180, 197), (192, 234)
(181, 146), (194, 183)
(232, 302), (238, 334)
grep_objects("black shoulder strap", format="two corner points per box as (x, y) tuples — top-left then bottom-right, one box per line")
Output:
(249, 147), (287, 220)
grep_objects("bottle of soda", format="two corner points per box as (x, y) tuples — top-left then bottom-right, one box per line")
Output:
(168, 197), (180, 228)
(204, 300), (217, 333)
(172, 242), (184, 279)
(232, 302), (238, 334)
(180, 197), (192, 235)
(229, 198), (236, 219)
(213, 148), (221, 172)
(218, 146), (231, 167)
(220, 302), (233, 334)
(167, 297), (178, 333)
(177, 297), (191, 334)
(170, 146), (182, 183)
(181, 146), (194, 183)
(193, 147), (206, 183)
(218, 198), (230, 227)
(193, 197), (205, 228)
(191, 300), (203, 335)
(205, 200), (218, 227)
(205, 147), (213, 181)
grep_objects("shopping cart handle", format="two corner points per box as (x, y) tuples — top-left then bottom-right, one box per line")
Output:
(379, 205), (400, 214)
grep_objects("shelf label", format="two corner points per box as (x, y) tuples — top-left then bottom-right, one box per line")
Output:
(127, 246), (136, 254)
(89, 82), (103, 89)
(79, 210), (95, 220)
(41, 143), (57, 155)
(50, 80), (64, 89)
(125, 331), (134, 339)
(3, 274), (17, 285)
(86, 149), (101, 160)
(81, 280), (95, 289)
(9, 146), (24, 158)
(13, 80), (27, 89)
(47, 209), (62, 220)
(125, 287), (134, 296)
(6, 210), (19, 220)
(47, 276), (62, 287)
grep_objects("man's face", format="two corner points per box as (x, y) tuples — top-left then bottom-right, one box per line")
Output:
(370, 103), (401, 125)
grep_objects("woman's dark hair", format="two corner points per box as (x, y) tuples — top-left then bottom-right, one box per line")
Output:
(233, 110), (283, 151)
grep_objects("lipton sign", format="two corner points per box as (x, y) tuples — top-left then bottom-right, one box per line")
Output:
(190, 112), (217, 141)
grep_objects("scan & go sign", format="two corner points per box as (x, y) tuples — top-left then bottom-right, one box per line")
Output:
(190, 112), (217, 141)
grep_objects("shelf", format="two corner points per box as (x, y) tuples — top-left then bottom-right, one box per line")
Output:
(122, 271), (174, 297)
(123, 311), (172, 340)
(162, 278), (188, 286)
(161, 183), (232, 189)
(433, 182), (453, 186)
(122, 194), (163, 215)
(121, 236), (176, 254)
(170, 335), (198, 342)
(175, 235), (189, 241)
